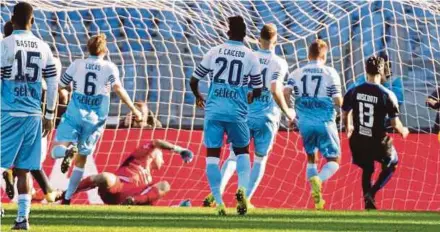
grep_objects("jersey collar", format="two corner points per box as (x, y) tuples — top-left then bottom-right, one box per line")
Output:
(225, 40), (244, 45)
(88, 55), (104, 60)
(258, 49), (274, 54)
(12, 30), (33, 35)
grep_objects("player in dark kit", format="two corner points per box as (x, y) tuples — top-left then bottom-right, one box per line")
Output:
(342, 56), (409, 210)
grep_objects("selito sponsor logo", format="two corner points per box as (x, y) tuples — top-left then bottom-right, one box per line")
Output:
(214, 87), (239, 100)
(252, 92), (271, 103)
(14, 84), (39, 99)
(75, 94), (102, 106)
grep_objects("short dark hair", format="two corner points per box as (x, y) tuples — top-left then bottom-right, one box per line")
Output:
(3, 21), (13, 37)
(365, 56), (385, 76)
(260, 24), (277, 41)
(227, 16), (246, 40)
(12, 2), (34, 29)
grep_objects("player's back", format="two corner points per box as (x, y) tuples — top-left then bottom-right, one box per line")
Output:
(288, 61), (341, 124)
(1, 30), (55, 115)
(197, 40), (261, 122)
(347, 82), (399, 139)
(248, 50), (288, 122)
(61, 57), (119, 122)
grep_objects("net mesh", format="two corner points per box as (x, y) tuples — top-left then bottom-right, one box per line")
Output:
(1, 0), (439, 210)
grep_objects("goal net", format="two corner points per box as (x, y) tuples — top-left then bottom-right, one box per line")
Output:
(1, 0), (439, 210)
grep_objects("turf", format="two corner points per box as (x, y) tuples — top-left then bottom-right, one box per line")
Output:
(1, 204), (439, 232)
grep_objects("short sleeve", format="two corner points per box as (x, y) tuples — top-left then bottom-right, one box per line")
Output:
(327, 68), (342, 98)
(42, 46), (58, 79)
(271, 59), (288, 84)
(60, 60), (76, 87)
(285, 68), (300, 90)
(249, 54), (262, 88)
(342, 88), (354, 112)
(193, 48), (213, 79)
(0, 41), (12, 79)
(108, 63), (121, 87)
(386, 91), (400, 118)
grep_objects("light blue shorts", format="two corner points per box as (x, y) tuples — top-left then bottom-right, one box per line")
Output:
(248, 119), (279, 157)
(55, 114), (104, 156)
(203, 120), (250, 148)
(298, 121), (340, 159)
(1, 114), (42, 170)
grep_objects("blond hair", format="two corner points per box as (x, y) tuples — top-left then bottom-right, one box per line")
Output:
(308, 39), (328, 60)
(260, 23), (277, 41)
(87, 33), (107, 56)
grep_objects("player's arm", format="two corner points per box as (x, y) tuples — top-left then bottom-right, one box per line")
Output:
(42, 46), (60, 136)
(248, 55), (263, 102)
(329, 68), (343, 107)
(271, 62), (294, 121)
(341, 88), (354, 138)
(190, 49), (214, 108)
(151, 139), (193, 163)
(110, 65), (143, 122)
(426, 88), (440, 110)
(387, 92), (409, 138)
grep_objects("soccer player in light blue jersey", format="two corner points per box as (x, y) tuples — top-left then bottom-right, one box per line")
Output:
(205, 24), (295, 208)
(50, 34), (143, 205)
(0, 3), (59, 229)
(285, 39), (343, 210)
(190, 16), (263, 215)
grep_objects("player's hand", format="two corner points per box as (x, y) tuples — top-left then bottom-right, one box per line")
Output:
(400, 127), (409, 139)
(196, 96), (205, 109)
(132, 109), (143, 122)
(179, 149), (193, 163)
(247, 92), (254, 104)
(346, 125), (354, 138)
(426, 98), (438, 108)
(285, 108), (296, 122)
(42, 118), (54, 137)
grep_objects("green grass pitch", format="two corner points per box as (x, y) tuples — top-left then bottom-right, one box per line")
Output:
(1, 204), (439, 232)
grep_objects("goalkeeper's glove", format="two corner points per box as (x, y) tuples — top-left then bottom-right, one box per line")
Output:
(173, 145), (193, 163)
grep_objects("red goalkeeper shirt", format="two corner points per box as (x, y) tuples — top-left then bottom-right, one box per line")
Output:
(115, 142), (156, 186)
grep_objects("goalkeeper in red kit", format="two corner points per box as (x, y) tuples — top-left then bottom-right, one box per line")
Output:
(61, 140), (193, 205)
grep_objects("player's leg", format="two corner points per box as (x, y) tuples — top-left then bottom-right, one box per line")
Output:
(203, 120), (226, 215)
(220, 144), (237, 194)
(226, 121), (251, 215)
(246, 120), (277, 202)
(2, 168), (15, 200)
(204, 144), (236, 207)
(63, 127), (103, 204)
(298, 122), (324, 209)
(51, 116), (79, 173)
(317, 122), (341, 182)
(1, 114), (24, 201)
(369, 138), (399, 200)
(125, 181), (171, 205)
(32, 136), (61, 202)
(74, 172), (117, 195)
(11, 116), (43, 229)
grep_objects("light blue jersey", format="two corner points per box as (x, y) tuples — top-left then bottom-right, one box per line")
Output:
(56, 56), (121, 155)
(1, 30), (58, 115)
(1, 30), (59, 170)
(247, 49), (288, 156)
(193, 40), (262, 123)
(286, 61), (342, 124)
(286, 61), (342, 157)
(248, 49), (289, 123)
(194, 40), (262, 148)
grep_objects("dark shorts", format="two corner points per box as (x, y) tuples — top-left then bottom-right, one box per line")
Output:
(349, 135), (398, 168)
(98, 176), (151, 205)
